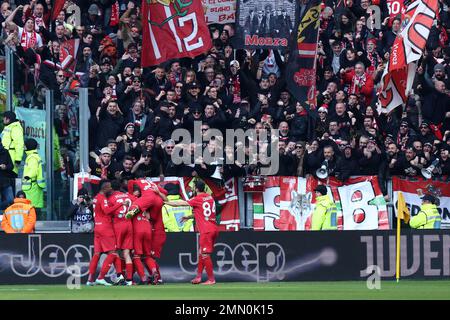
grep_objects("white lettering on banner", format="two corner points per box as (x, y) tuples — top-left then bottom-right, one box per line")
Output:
(360, 235), (450, 278)
(179, 13), (203, 52)
(202, 0), (236, 24)
(15, 107), (46, 165)
(178, 236), (338, 282)
(66, 265), (81, 289)
(5, 235), (115, 278)
(364, 265), (381, 289)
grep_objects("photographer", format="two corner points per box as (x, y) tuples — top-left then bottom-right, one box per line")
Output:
(67, 188), (94, 233)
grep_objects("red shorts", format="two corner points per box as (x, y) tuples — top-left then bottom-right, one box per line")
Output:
(199, 231), (218, 254)
(113, 222), (133, 250)
(94, 232), (116, 253)
(151, 231), (166, 258)
(133, 229), (152, 256)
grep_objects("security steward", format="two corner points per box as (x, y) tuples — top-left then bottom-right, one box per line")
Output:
(22, 139), (46, 209)
(162, 183), (193, 232)
(1, 111), (24, 175)
(409, 194), (441, 229)
(311, 184), (338, 231)
(1, 191), (36, 233)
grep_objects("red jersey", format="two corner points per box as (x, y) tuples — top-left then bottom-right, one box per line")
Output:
(128, 179), (167, 196)
(132, 211), (151, 232)
(108, 191), (133, 225)
(93, 193), (122, 235)
(187, 193), (218, 234)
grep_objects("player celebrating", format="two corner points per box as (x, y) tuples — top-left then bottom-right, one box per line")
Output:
(166, 180), (219, 285)
(108, 180), (134, 286)
(126, 173), (168, 221)
(127, 184), (158, 285)
(87, 180), (125, 286)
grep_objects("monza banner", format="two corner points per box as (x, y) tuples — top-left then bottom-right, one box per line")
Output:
(202, 0), (236, 24)
(15, 107), (46, 165)
(233, 0), (297, 49)
(392, 176), (450, 229)
(253, 176), (389, 231)
(0, 230), (449, 284)
(72, 175), (240, 232)
(141, 0), (212, 67)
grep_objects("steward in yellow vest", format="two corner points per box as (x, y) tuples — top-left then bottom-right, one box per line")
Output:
(1, 111), (24, 174)
(22, 139), (46, 208)
(162, 183), (193, 232)
(409, 194), (441, 229)
(311, 185), (338, 231)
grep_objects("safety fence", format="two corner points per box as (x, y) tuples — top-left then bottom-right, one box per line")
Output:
(72, 173), (450, 231)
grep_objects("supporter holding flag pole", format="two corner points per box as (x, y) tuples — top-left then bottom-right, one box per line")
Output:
(377, 0), (439, 115)
(396, 191), (410, 283)
(51, 0), (65, 21)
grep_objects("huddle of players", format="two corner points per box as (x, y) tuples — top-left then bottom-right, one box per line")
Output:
(86, 177), (219, 286)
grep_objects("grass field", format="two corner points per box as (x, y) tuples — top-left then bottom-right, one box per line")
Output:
(0, 281), (450, 300)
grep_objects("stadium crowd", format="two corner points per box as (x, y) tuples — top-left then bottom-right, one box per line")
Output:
(0, 0), (449, 204)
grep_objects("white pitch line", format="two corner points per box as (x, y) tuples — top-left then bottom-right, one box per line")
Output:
(0, 288), (40, 291)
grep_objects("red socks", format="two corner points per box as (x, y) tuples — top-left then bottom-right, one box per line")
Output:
(144, 256), (158, 275)
(126, 263), (133, 281)
(197, 254), (204, 277)
(98, 253), (117, 280)
(133, 256), (146, 282)
(202, 255), (215, 281)
(88, 253), (100, 282)
(113, 255), (123, 276)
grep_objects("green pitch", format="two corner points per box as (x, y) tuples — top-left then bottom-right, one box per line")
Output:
(0, 281), (450, 300)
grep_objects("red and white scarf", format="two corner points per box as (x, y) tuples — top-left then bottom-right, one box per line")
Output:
(20, 29), (37, 49)
(350, 72), (367, 95)
(110, 1), (120, 26)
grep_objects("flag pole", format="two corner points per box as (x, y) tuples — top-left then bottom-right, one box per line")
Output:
(395, 193), (401, 283)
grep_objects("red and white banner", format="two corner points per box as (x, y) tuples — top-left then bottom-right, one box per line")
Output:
(202, 0), (236, 24)
(73, 172), (102, 200)
(141, 0), (212, 67)
(392, 177), (450, 228)
(378, 0), (438, 114)
(253, 176), (389, 231)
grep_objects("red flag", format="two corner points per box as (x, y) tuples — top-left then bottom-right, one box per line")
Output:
(141, 0), (212, 67)
(51, 0), (65, 20)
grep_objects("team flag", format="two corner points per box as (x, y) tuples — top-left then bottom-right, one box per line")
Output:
(286, 0), (321, 109)
(378, 0), (439, 114)
(141, 0), (212, 67)
(51, 0), (65, 20)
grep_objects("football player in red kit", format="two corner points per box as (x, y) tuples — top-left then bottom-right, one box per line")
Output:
(87, 180), (126, 286)
(127, 185), (159, 285)
(149, 189), (167, 285)
(108, 180), (134, 285)
(166, 180), (219, 285)
(126, 176), (168, 219)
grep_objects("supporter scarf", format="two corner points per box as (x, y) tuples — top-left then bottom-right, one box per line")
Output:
(231, 74), (241, 104)
(34, 16), (45, 31)
(20, 29), (37, 49)
(100, 161), (110, 180)
(350, 73), (367, 95)
(110, 2), (119, 27)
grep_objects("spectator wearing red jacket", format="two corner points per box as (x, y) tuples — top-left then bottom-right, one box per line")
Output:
(341, 62), (374, 106)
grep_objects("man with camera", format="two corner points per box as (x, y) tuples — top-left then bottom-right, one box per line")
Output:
(67, 188), (94, 233)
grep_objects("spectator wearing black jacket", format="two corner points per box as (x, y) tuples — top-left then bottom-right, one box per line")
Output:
(0, 142), (15, 210)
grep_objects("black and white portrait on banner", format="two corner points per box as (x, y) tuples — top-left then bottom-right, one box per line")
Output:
(234, 0), (297, 49)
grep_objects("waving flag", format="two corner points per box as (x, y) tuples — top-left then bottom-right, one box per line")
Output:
(51, 0), (65, 20)
(286, 0), (321, 109)
(378, 0), (439, 114)
(141, 0), (212, 67)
